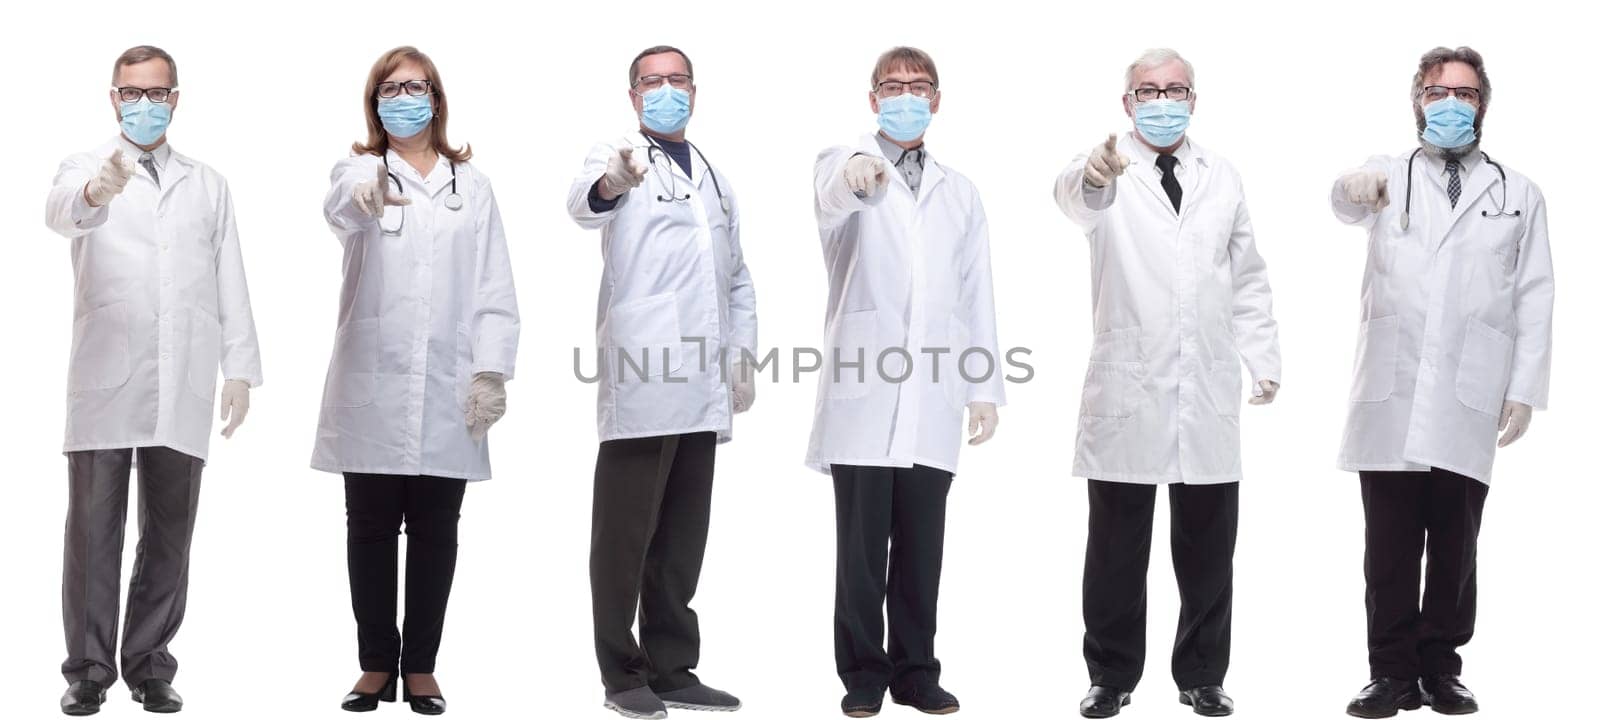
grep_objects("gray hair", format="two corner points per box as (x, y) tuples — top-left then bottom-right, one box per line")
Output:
(1124, 48), (1194, 92)
(1412, 46), (1491, 111)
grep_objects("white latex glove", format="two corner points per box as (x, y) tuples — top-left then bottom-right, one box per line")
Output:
(83, 149), (135, 207)
(353, 162), (409, 218)
(730, 361), (756, 414)
(465, 372), (507, 442)
(966, 401), (999, 445)
(1084, 133), (1130, 189)
(844, 154), (890, 197)
(219, 379), (250, 438)
(598, 145), (649, 199)
(1498, 401), (1532, 448)
(1249, 380), (1279, 406)
(1337, 169), (1389, 212)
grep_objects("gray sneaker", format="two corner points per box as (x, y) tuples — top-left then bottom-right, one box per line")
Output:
(659, 683), (742, 712)
(605, 686), (668, 719)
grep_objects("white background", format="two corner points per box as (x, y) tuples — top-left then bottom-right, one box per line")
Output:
(1, 1), (1592, 718)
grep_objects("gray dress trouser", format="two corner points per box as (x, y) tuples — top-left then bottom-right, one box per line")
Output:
(61, 446), (203, 688)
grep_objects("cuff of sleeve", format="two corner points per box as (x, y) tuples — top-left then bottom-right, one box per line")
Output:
(472, 363), (515, 381)
(1504, 394), (1546, 411)
(72, 189), (109, 227)
(1082, 178), (1117, 210)
(587, 181), (621, 213)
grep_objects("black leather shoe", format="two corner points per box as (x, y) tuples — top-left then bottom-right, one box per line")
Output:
(1420, 675), (1478, 715)
(61, 680), (107, 716)
(130, 679), (183, 713)
(403, 676), (447, 716)
(842, 687), (885, 717)
(1080, 685), (1132, 718)
(341, 673), (398, 712)
(1179, 685), (1234, 716)
(1347, 677), (1423, 718)
(891, 683), (960, 714)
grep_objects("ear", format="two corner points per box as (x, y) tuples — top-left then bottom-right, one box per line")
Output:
(168, 90), (180, 113)
(1121, 93), (1133, 118)
(868, 90), (880, 115)
(929, 90), (941, 114)
(109, 90), (122, 118)
(688, 86), (696, 114)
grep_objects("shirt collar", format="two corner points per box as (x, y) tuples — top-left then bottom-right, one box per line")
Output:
(1423, 147), (1482, 178)
(874, 132), (928, 168)
(118, 135), (172, 169)
(1126, 132), (1196, 172)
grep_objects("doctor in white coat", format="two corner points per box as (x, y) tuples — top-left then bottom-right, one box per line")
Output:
(1334, 47), (1553, 720)
(566, 45), (754, 720)
(811, 46), (1004, 719)
(1054, 48), (1279, 719)
(46, 45), (262, 716)
(314, 47), (519, 715)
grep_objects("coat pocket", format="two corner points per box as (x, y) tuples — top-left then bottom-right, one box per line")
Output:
(943, 314), (974, 411)
(1349, 315), (1399, 403)
(455, 322), (473, 412)
(1081, 361), (1138, 419)
(68, 302), (131, 393)
(1455, 317), (1514, 416)
(186, 308), (222, 401)
(1210, 361), (1243, 418)
(324, 318), (378, 408)
(605, 291), (686, 379)
(826, 309), (879, 400)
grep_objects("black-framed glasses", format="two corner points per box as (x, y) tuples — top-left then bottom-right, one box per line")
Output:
(1419, 85), (1481, 105)
(113, 86), (175, 103)
(1129, 86), (1192, 102)
(632, 73), (694, 92)
(375, 80), (433, 99)
(874, 80), (937, 98)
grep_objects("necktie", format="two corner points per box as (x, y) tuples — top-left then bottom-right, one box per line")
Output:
(139, 152), (160, 188)
(1446, 159), (1461, 209)
(1155, 153), (1182, 213)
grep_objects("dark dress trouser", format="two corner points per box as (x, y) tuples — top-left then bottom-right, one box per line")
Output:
(1359, 468), (1488, 680)
(590, 431), (717, 695)
(62, 446), (203, 688)
(832, 463), (954, 694)
(1082, 479), (1239, 692)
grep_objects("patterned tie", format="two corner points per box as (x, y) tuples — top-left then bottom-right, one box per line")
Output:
(1446, 158), (1461, 209)
(1155, 154), (1182, 213)
(139, 152), (160, 188)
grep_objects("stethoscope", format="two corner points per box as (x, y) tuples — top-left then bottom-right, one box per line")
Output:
(642, 136), (730, 213)
(379, 154), (463, 236)
(1398, 147), (1520, 231)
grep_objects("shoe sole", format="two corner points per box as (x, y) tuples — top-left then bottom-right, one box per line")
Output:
(1081, 695), (1131, 718)
(663, 700), (742, 712)
(891, 697), (960, 715)
(844, 709), (881, 718)
(1421, 695), (1478, 715)
(1178, 693), (1233, 716)
(603, 700), (667, 720)
(1347, 698), (1424, 718)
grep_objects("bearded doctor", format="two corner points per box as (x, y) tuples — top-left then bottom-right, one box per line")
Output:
(1333, 46), (1554, 720)
(567, 44), (756, 720)
(1054, 48), (1281, 719)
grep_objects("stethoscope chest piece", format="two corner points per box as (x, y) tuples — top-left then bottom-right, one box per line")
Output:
(444, 193), (464, 211)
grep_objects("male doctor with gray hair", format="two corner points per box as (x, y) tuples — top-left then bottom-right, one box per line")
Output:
(1054, 47), (1280, 719)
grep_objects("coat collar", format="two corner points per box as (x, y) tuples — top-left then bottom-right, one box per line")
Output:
(636, 130), (707, 191)
(857, 132), (945, 200)
(108, 135), (190, 198)
(1121, 132), (1210, 220)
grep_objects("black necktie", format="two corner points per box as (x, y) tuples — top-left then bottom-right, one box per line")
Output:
(1155, 154), (1181, 213)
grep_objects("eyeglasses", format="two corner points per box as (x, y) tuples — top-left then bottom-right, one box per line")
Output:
(874, 81), (937, 99)
(113, 86), (175, 103)
(633, 74), (693, 92)
(1419, 85), (1481, 105)
(375, 80), (433, 99)
(1129, 86), (1192, 102)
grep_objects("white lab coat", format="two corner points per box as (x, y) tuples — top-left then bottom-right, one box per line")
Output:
(1055, 133), (1280, 485)
(46, 137), (262, 462)
(567, 132), (757, 444)
(1332, 149), (1553, 485)
(806, 134), (1006, 475)
(312, 151), (520, 482)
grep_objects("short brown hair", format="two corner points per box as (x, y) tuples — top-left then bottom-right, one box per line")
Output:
(870, 46), (938, 89)
(1413, 46), (1491, 112)
(352, 46), (471, 163)
(112, 45), (177, 86)
(629, 45), (693, 86)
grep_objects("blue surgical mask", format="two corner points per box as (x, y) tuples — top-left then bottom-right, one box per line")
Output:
(1422, 96), (1477, 149)
(119, 98), (172, 146)
(377, 94), (434, 139)
(1133, 99), (1190, 148)
(640, 86), (691, 135)
(877, 94), (932, 142)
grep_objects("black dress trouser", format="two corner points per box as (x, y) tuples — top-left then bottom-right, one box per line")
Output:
(832, 463), (954, 694)
(1082, 479), (1239, 692)
(344, 473), (468, 675)
(590, 432), (717, 695)
(1359, 468), (1488, 680)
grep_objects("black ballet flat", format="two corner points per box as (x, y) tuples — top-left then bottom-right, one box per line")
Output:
(403, 676), (447, 716)
(341, 672), (397, 712)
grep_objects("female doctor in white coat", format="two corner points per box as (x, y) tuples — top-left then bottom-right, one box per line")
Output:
(1332, 47), (1553, 719)
(315, 46), (520, 716)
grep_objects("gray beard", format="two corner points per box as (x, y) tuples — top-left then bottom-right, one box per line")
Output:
(1419, 136), (1480, 161)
